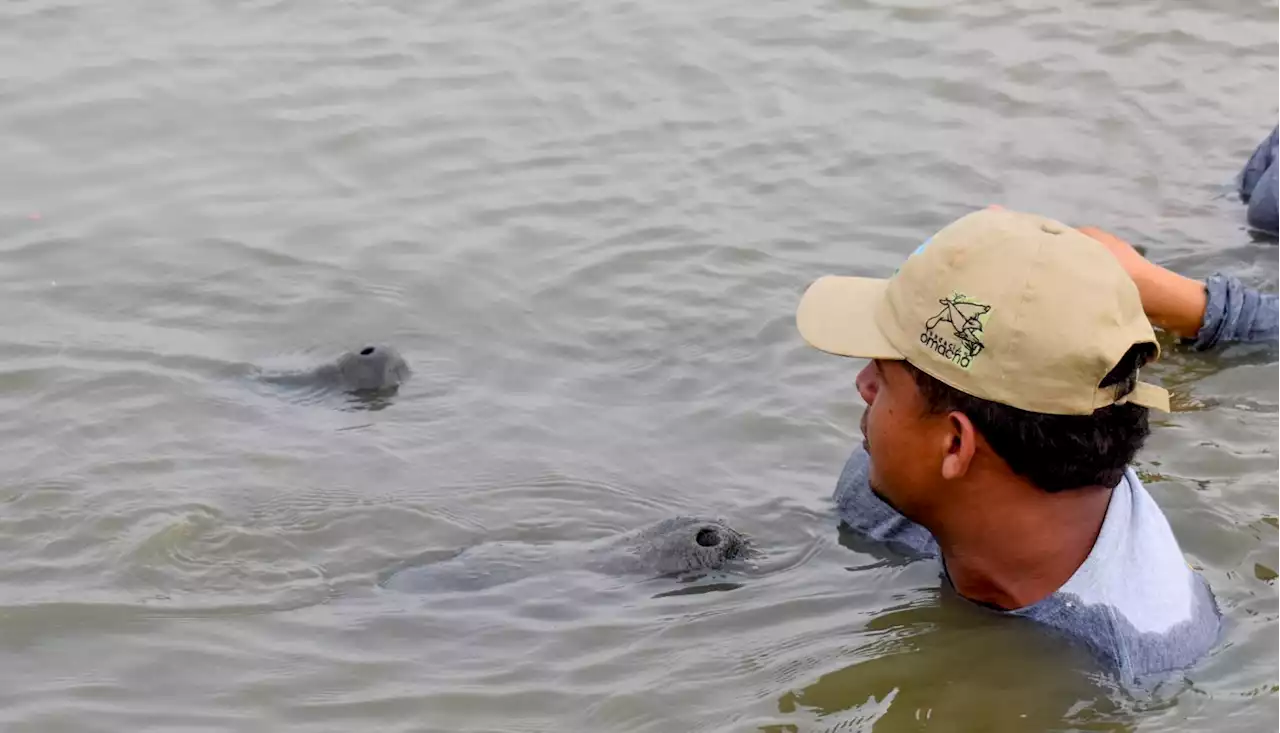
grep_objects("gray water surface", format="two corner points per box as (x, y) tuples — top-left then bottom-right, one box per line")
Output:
(0, 0), (1276, 731)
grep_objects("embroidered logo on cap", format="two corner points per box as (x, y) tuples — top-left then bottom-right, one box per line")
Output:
(921, 292), (991, 369)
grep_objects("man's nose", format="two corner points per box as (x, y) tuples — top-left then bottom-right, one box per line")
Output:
(855, 362), (878, 405)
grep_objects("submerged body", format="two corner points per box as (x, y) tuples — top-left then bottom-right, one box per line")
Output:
(381, 517), (750, 593)
(1239, 125), (1278, 236)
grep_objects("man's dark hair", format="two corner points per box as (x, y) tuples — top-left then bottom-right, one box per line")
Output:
(904, 344), (1155, 492)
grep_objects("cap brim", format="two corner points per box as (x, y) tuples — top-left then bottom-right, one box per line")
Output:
(796, 275), (903, 360)
(1121, 380), (1171, 412)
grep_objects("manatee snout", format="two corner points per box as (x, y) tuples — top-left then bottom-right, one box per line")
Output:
(642, 517), (749, 577)
(336, 344), (411, 392)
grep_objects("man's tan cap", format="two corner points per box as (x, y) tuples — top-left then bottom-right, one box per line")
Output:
(796, 208), (1170, 415)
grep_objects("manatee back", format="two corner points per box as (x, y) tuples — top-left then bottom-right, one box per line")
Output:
(254, 361), (343, 388)
(381, 517), (751, 595)
(380, 541), (563, 593)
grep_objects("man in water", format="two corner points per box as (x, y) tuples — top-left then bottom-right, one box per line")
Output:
(795, 207), (1221, 682)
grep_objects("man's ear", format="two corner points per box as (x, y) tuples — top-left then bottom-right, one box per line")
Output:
(940, 411), (977, 481)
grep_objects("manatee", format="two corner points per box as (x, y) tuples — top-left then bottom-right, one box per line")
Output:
(379, 516), (752, 594)
(253, 344), (410, 398)
(1239, 125), (1279, 237)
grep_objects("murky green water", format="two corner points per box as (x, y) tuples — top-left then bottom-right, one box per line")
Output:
(0, 0), (1275, 730)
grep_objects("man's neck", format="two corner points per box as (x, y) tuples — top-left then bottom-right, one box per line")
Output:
(930, 478), (1115, 611)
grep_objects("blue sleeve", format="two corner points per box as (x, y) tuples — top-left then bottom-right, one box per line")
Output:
(1191, 273), (1280, 350)
(832, 446), (939, 558)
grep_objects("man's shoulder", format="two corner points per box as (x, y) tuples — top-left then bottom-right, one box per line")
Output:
(1019, 470), (1223, 680)
(832, 446), (939, 558)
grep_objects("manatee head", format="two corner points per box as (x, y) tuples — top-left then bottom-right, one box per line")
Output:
(631, 516), (750, 577)
(335, 345), (411, 392)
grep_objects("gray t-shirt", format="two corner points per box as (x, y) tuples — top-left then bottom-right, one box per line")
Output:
(833, 446), (1223, 683)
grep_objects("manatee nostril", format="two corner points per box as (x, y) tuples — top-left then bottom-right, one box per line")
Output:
(695, 528), (720, 547)
(360, 346), (375, 356)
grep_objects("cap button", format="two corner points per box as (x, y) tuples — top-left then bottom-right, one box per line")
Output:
(1041, 221), (1066, 235)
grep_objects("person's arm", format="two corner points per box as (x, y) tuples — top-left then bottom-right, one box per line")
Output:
(1076, 226), (1207, 338)
(1194, 272), (1280, 350)
(1128, 259), (1211, 340)
(1077, 227), (1278, 349)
